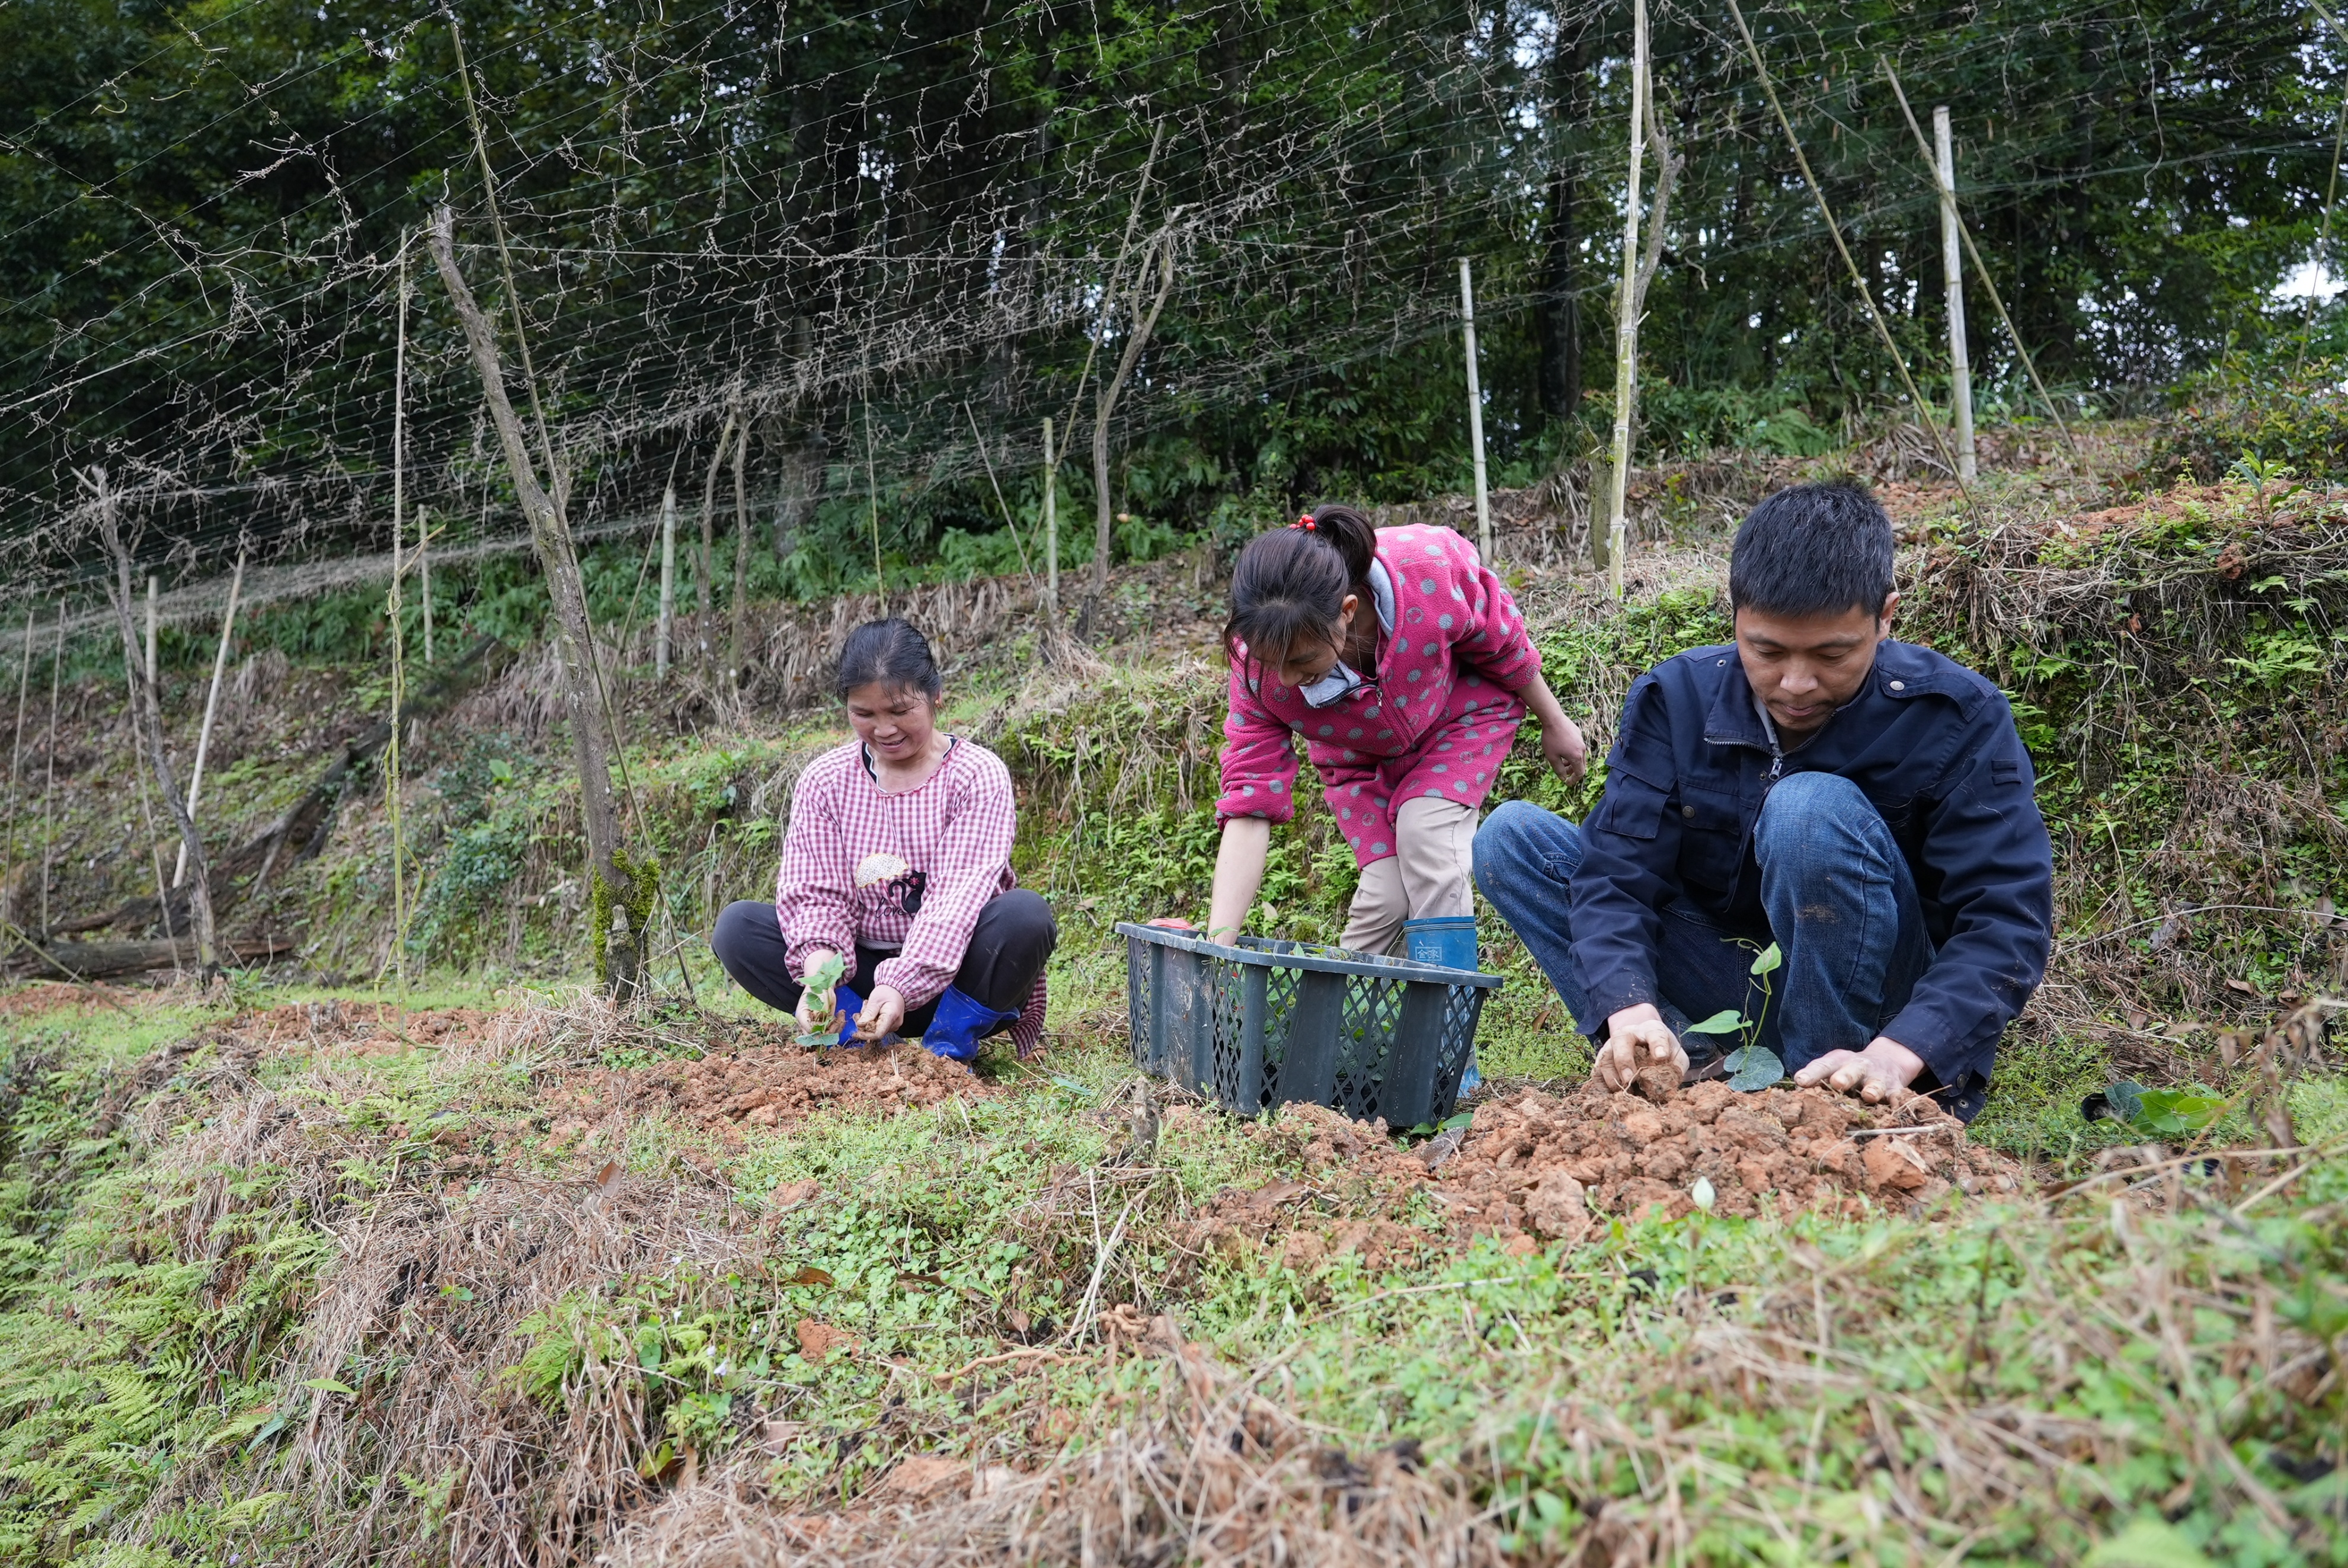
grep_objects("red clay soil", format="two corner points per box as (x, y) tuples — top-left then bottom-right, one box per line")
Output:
(1185, 1074), (2027, 1264)
(543, 1035), (995, 1150)
(225, 1000), (504, 1054)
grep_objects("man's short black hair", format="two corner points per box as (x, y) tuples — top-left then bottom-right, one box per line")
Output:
(1729, 480), (1895, 619)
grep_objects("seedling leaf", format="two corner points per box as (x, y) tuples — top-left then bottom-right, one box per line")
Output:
(795, 1031), (836, 1049)
(1749, 942), (1783, 977)
(1684, 1009), (1746, 1035)
(1724, 1045), (1784, 1092)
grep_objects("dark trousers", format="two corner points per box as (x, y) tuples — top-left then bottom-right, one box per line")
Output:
(709, 890), (1057, 1036)
(1473, 774), (1982, 1121)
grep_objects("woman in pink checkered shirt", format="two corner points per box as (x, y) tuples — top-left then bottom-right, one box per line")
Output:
(711, 619), (1055, 1061)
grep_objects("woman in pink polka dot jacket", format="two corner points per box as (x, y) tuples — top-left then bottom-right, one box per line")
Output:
(1201, 503), (1589, 960)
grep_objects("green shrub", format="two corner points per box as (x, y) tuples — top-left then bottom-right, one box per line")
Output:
(2153, 356), (2348, 482)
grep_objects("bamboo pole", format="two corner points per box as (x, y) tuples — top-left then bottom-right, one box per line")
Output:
(174, 549), (245, 886)
(1935, 108), (1978, 482)
(385, 230), (410, 1004)
(657, 482), (677, 679)
(4, 606), (31, 926)
(1460, 258), (1494, 562)
(1725, 6), (1974, 512)
(727, 396), (752, 686)
(420, 505), (434, 663)
(865, 402), (888, 619)
(1042, 417), (1060, 622)
(1880, 63), (2080, 471)
(964, 401), (1037, 585)
(1604, 0), (1650, 598)
(697, 411), (735, 684)
(39, 605), (60, 935)
(144, 575), (158, 690)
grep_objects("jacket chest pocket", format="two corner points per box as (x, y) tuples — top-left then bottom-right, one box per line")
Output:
(1675, 784), (1747, 891)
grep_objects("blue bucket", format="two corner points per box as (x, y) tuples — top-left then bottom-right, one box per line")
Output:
(1402, 914), (1479, 972)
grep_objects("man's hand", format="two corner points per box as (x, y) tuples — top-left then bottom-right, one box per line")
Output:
(1594, 1004), (1687, 1092)
(855, 984), (908, 1043)
(1793, 1036), (1925, 1104)
(794, 949), (842, 1035)
(1541, 715), (1589, 785)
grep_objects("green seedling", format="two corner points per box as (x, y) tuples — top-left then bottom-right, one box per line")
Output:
(796, 953), (849, 1047)
(1682, 942), (1786, 1091)
(2084, 1078), (2227, 1138)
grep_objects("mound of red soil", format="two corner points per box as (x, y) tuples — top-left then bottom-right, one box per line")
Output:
(1183, 1076), (2027, 1264)
(1429, 1079), (2026, 1241)
(544, 1035), (994, 1150)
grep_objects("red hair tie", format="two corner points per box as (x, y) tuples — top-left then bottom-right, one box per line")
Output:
(1292, 513), (1317, 532)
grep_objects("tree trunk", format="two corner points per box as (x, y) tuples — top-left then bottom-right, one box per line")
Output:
(91, 471), (220, 972)
(429, 206), (645, 997)
(1089, 233), (1177, 622)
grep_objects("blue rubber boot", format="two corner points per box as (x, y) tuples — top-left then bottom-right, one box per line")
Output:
(831, 986), (866, 1047)
(917, 985), (1022, 1062)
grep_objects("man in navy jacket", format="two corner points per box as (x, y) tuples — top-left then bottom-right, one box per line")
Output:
(1473, 482), (2052, 1121)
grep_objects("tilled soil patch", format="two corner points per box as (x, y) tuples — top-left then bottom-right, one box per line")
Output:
(543, 1034), (996, 1150)
(1183, 1076), (2029, 1263)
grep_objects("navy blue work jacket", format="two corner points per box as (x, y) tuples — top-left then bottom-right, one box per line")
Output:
(1571, 638), (2053, 1097)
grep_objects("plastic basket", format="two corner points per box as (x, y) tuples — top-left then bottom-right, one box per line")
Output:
(1116, 922), (1502, 1128)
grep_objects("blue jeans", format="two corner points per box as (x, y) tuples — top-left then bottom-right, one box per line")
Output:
(1474, 773), (1940, 1089)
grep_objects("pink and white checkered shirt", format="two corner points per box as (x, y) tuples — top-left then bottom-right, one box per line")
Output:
(774, 737), (1046, 1055)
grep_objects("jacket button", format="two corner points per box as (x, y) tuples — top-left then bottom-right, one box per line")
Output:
(1681, 805), (1696, 818)
(1889, 680), (1905, 691)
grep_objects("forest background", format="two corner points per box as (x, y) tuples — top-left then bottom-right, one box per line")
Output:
(3, 0), (2344, 613)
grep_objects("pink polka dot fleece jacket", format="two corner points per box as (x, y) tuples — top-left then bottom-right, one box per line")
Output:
(1215, 524), (1541, 868)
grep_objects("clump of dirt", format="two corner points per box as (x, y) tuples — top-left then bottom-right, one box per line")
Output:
(543, 1035), (994, 1150)
(1183, 1077), (2029, 1264)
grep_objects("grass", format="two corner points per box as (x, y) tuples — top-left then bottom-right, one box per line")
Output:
(0, 978), (2341, 1564)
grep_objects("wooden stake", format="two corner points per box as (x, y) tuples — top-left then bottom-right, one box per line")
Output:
(1604, 0), (1649, 599)
(39, 604), (60, 936)
(1725, 8), (1975, 511)
(866, 402), (888, 619)
(1880, 63), (2080, 471)
(657, 482), (677, 679)
(1936, 107), (1977, 482)
(4, 606), (31, 927)
(174, 549), (245, 886)
(1042, 417), (1060, 622)
(1460, 257), (1494, 562)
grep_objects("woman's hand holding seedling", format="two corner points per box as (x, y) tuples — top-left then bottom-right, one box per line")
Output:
(795, 951), (849, 1045)
(1594, 1003), (1688, 1091)
(1793, 1036), (1925, 1103)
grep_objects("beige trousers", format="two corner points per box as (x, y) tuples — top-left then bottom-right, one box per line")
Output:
(1341, 795), (1478, 958)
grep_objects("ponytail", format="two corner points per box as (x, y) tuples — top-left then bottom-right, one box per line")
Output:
(1221, 503), (1380, 670)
